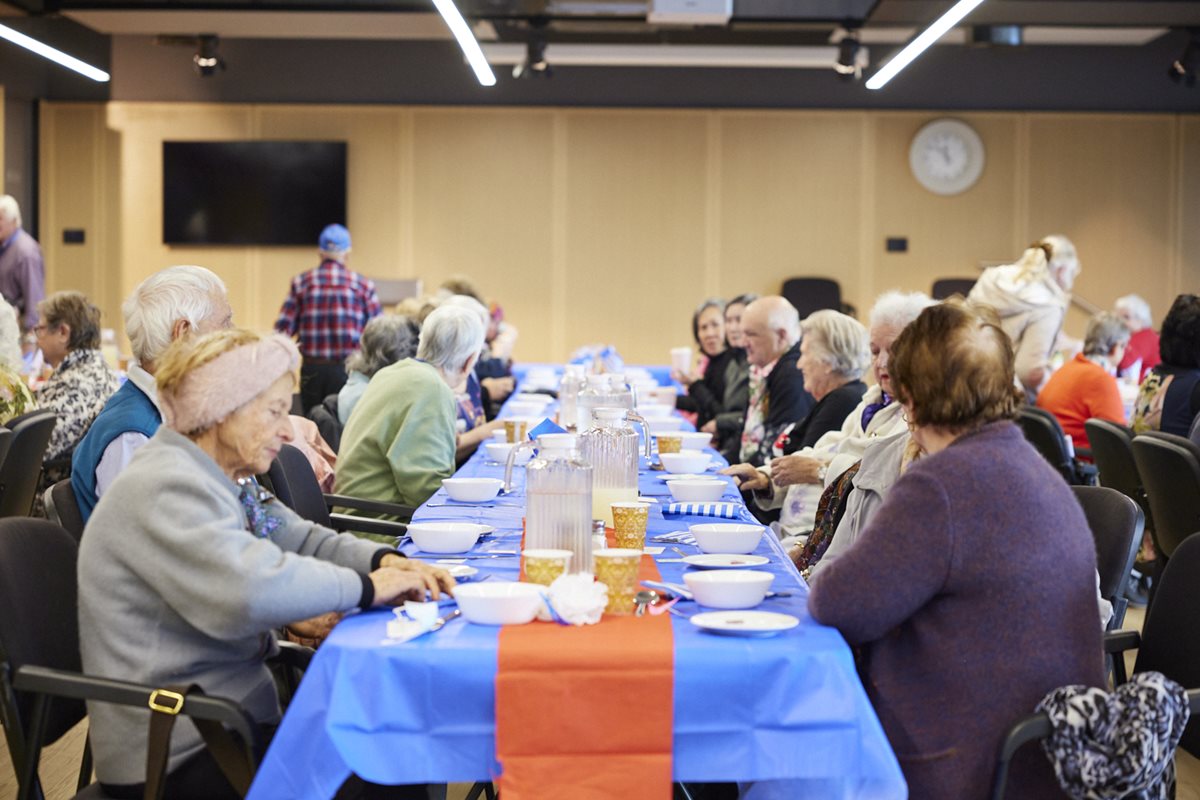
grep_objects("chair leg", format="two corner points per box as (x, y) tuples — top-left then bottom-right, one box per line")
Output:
(464, 783), (495, 800)
(77, 735), (93, 792)
(17, 693), (50, 800)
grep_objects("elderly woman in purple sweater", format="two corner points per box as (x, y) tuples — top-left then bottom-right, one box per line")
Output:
(808, 302), (1104, 800)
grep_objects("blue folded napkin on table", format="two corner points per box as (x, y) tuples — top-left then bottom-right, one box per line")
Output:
(527, 417), (567, 440)
(663, 502), (753, 520)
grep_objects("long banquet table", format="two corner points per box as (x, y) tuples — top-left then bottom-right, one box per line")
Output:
(248, 398), (906, 800)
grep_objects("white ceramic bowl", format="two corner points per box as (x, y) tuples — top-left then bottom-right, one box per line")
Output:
(454, 581), (545, 625)
(491, 429), (509, 443)
(647, 418), (686, 434)
(407, 522), (489, 554)
(688, 523), (765, 555)
(484, 442), (533, 465)
(668, 478), (729, 503)
(504, 402), (547, 417)
(441, 477), (505, 503)
(683, 570), (774, 609)
(636, 403), (675, 419)
(512, 393), (553, 408)
(647, 387), (678, 406)
(675, 432), (714, 451)
(659, 451), (713, 474)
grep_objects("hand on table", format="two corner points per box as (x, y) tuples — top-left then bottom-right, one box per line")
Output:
(376, 555), (457, 600)
(769, 455), (822, 488)
(481, 376), (516, 403)
(285, 611), (343, 646)
(700, 420), (717, 434)
(720, 462), (769, 493)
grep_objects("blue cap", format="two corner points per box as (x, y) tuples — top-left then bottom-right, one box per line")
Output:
(319, 224), (351, 253)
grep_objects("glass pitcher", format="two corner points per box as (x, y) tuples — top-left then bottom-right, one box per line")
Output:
(506, 433), (594, 573)
(579, 407), (651, 527)
(558, 364), (585, 431)
(576, 374), (613, 434)
(606, 373), (637, 413)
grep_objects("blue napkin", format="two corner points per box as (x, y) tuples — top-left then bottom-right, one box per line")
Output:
(662, 502), (755, 521)
(527, 417), (567, 440)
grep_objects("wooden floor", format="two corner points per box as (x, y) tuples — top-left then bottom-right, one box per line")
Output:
(2, 607), (1196, 799)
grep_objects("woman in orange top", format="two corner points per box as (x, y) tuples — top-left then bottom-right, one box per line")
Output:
(1036, 312), (1129, 450)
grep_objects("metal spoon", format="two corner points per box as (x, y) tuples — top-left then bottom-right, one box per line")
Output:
(634, 589), (658, 617)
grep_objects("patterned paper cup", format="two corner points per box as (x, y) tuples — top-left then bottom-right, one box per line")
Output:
(657, 435), (683, 454)
(610, 502), (651, 550)
(523, 549), (573, 586)
(594, 547), (643, 615)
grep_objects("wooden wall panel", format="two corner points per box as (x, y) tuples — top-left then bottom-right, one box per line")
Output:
(1027, 115), (1177, 334)
(869, 113), (1021, 310)
(717, 112), (866, 308)
(411, 109), (556, 361)
(562, 111), (709, 364)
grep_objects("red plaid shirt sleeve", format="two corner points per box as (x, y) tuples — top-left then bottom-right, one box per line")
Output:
(276, 261), (382, 360)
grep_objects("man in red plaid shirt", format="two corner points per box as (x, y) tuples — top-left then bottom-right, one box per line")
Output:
(275, 224), (382, 413)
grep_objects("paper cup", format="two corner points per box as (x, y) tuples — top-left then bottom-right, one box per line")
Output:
(670, 346), (693, 374)
(610, 502), (651, 550)
(657, 434), (683, 454)
(504, 418), (530, 444)
(594, 548), (643, 615)
(523, 549), (572, 586)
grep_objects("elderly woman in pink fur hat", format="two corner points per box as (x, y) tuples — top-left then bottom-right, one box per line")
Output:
(77, 328), (453, 799)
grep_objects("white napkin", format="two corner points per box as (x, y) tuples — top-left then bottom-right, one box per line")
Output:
(385, 601), (439, 642)
(537, 573), (608, 626)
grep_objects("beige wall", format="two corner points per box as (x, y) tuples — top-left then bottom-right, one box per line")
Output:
(38, 102), (1200, 364)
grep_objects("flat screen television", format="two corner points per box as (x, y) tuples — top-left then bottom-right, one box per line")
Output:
(162, 141), (347, 246)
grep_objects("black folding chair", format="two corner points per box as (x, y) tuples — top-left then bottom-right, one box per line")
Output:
(1017, 407), (1097, 486)
(265, 443), (411, 540)
(43, 479), (85, 541)
(1072, 486), (1143, 630)
(0, 410), (56, 517)
(1131, 432), (1200, 560)
(931, 277), (977, 300)
(780, 277), (850, 320)
(308, 393), (343, 454)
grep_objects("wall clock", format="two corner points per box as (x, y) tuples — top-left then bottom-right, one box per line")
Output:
(908, 118), (986, 196)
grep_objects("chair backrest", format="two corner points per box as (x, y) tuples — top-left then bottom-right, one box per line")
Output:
(0, 519), (86, 758)
(0, 411), (57, 517)
(43, 480), (85, 542)
(931, 277), (977, 300)
(1134, 533), (1200, 756)
(308, 394), (343, 454)
(268, 444), (333, 527)
(1017, 407), (1074, 484)
(1131, 433), (1200, 558)
(779, 277), (842, 321)
(1071, 486), (1143, 629)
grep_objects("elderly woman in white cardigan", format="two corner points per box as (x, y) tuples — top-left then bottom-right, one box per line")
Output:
(79, 328), (452, 799)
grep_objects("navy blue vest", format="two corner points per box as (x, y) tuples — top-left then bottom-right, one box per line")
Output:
(71, 379), (161, 523)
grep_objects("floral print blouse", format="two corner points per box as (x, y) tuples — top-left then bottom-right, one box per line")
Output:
(36, 348), (121, 462)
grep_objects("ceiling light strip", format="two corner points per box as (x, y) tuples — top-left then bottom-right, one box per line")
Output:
(0, 22), (109, 82)
(865, 0), (986, 90)
(430, 0), (496, 87)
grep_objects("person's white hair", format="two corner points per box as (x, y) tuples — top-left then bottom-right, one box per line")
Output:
(0, 195), (21, 228)
(1115, 294), (1154, 329)
(753, 297), (801, 344)
(1013, 234), (1081, 292)
(440, 294), (490, 337)
(122, 265), (227, 365)
(868, 290), (936, 333)
(417, 303), (485, 373)
(802, 309), (871, 381)
(1083, 312), (1132, 357)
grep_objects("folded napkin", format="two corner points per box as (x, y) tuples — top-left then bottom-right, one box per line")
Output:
(527, 417), (567, 440)
(663, 502), (750, 520)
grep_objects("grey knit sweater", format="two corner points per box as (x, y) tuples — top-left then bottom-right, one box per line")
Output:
(79, 427), (387, 785)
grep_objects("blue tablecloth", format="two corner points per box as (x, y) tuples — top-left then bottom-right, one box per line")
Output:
(248, 407), (906, 800)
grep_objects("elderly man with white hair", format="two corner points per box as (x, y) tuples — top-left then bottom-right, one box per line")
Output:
(1114, 293), (1161, 381)
(736, 295), (815, 468)
(71, 265), (233, 522)
(335, 303), (485, 517)
(0, 194), (45, 330)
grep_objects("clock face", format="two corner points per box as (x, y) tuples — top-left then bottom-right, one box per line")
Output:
(909, 119), (986, 196)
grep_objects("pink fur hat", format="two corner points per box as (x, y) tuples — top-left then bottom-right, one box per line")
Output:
(160, 334), (300, 434)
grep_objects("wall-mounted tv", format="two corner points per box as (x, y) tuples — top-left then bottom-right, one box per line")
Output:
(162, 141), (347, 246)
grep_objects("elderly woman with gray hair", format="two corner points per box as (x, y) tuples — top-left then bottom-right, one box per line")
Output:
(1036, 311), (1130, 451)
(336, 303), (486, 515)
(79, 328), (452, 798)
(336, 313), (420, 425)
(1114, 293), (1161, 381)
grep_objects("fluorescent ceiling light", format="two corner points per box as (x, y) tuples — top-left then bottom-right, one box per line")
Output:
(0, 21), (109, 82)
(865, 0), (986, 90)
(430, 0), (496, 87)
(482, 43), (855, 69)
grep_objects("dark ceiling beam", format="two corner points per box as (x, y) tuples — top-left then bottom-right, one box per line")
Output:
(869, 1), (1200, 27)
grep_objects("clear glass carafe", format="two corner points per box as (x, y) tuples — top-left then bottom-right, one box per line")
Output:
(508, 433), (594, 574)
(579, 408), (651, 526)
(606, 373), (637, 413)
(576, 374), (613, 434)
(558, 364), (585, 431)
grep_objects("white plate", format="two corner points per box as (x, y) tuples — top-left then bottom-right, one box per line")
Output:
(660, 473), (708, 482)
(690, 610), (799, 637)
(683, 554), (770, 569)
(442, 564), (479, 579)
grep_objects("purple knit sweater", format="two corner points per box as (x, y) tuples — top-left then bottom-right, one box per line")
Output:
(809, 420), (1104, 800)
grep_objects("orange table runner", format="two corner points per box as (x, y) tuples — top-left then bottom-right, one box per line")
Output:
(496, 537), (674, 799)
